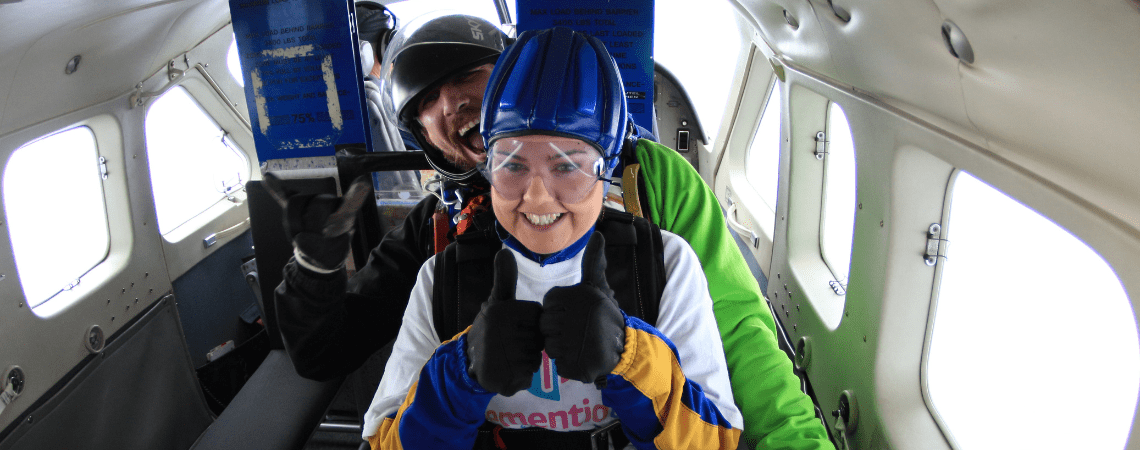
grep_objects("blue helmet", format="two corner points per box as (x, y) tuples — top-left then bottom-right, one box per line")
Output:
(481, 27), (629, 178)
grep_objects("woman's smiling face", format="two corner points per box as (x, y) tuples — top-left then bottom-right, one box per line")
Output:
(488, 135), (606, 254)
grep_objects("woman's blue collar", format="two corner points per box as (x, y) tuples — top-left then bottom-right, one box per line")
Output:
(495, 222), (596, 267)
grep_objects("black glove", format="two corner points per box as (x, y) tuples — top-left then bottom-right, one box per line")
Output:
(466, 249), (544, 396)
(540, 232), (625, 388)
(263, 172), (372, 273)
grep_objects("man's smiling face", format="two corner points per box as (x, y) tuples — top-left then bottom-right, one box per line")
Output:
(414, 63), (495, 171)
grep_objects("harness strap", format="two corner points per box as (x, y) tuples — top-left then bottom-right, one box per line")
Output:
(432, 208), (450, 255)
(433, 208), (663, 340)
(621, 163), (643, 218)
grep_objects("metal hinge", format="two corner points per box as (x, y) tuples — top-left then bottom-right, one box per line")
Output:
(924, 223), (949, 266)
(814, 131), (828, 160)
(98, 156), (108, 179)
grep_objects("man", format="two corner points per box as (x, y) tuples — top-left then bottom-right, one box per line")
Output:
(274, 12), (832, 450)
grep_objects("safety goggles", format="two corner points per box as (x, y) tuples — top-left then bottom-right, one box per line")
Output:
(479, 136), (608, 204)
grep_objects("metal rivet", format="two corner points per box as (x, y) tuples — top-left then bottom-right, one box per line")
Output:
(681, 120), (688, 126)
(17, 302), (23, 308)
(121, 288), (126, 294)
(145, 272), (149, 278)
(26, 415), (33, 424)
(134, 298), (139, 304)
(863, 336), (867, 342)
(783, 10), (799, 29)
(64, 55), (81, 75)
(130, 283), (134, 288)
(858, 203), (862, 210)
(148, 289), (153, 293)
(796, 304), (800, 311)
(941, 20), (975, 64)
(879, 220), (884, 227)
(793, 324), (797, 331)
(125, 305), (130, 311)
(85, 325), (105, 353)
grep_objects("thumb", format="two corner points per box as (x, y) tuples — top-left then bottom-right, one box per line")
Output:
(580, 232), (609, 292)
(321, 176), (372, 237)
(489, 249), (518, 302)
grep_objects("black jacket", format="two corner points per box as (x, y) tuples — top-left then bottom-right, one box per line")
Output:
(275, 195), (440, 380)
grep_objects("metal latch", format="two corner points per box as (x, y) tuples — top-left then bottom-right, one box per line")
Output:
(725, 194), (760, 248)
(924, 223), (949, 266)
(1, 366), (25, 416)
(98, 156), (108, 179)
(814, 131), (828, 160)
(676, 129), (690, 152)
(832, 390), (858, 450)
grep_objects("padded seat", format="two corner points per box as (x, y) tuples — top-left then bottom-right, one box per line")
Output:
(190, 350), (344, 450)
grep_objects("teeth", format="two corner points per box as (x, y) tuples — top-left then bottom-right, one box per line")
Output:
(525, 213), (562, 226)
(459, 119), (479, 137)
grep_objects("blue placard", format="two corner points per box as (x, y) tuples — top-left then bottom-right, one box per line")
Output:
(229, 0), (371, 162)
(516, 1), (655, 130)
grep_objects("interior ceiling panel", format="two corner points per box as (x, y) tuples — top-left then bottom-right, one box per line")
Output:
(0, 0), (226, 136)
(740, 0), (1140, 232)
(940, 0), (1140, 230)
(736, 0), (836, 74)
(805, 0), (981, 144)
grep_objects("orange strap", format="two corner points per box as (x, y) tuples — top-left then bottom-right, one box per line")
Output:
(454, 194), (489, 236)
(432, 209), (450, 255)
(432, 193), (490, 254)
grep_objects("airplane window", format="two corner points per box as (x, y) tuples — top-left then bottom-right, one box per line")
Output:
(745, 80), (781, 220)
(228, 34), (244, 87)
(655, 0), (741, 141)
(926, 171), (1139, 450)
(145, 87), (250, 236)
(3, 127), (110, 309)
(819, 103), (856, 286)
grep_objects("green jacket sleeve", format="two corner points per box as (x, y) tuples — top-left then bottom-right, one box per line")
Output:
(634, 139), (834, 450)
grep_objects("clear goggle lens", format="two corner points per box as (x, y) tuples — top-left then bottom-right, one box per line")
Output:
(481, 137), (606, 204)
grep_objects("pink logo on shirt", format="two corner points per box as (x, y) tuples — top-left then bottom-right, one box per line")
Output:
(527, 351), (567, 401)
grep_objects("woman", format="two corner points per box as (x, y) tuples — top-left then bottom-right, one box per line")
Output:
(364, 27), (742, 450)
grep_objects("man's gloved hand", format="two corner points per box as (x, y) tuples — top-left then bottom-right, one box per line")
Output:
(540, 233), (625, 388)
(263, 172), (372, 273)
(466, 249), (544, 396)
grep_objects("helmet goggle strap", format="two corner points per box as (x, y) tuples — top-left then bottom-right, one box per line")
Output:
(481, 137), (608, 204)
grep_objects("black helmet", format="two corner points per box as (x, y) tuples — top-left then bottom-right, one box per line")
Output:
(355, 1), (397, 58)
(380, 12), (507, 183)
